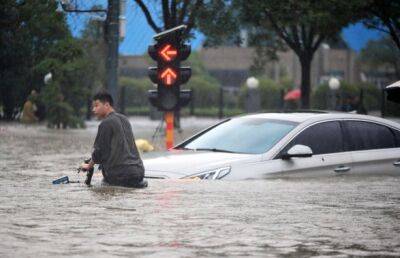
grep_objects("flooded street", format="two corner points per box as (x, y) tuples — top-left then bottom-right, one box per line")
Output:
(1, 118), (400, 257)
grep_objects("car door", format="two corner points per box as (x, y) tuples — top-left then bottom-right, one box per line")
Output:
(269, 121), (353, 178)
(341, 120), (400, 176)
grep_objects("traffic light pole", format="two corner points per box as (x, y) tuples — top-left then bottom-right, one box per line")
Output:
(165, 112), (174, 149)
(105, 0), (120, 110)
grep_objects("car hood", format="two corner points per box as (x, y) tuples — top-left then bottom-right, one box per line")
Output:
(142, 150), (254, 178)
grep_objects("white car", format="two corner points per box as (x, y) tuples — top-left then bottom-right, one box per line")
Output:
(143, 112), (400, 180)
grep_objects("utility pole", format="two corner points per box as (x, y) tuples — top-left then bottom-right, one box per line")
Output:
(105, 0), (120, 110)
(59, 0), (121, 110)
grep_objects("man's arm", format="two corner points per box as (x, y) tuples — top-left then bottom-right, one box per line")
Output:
(81, 122), (111, 170)
(91, 121), (112, 165)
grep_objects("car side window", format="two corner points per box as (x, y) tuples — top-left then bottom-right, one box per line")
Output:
(278, 121), (343, 157)
(341, 121), (396, 151)
(390, 128), (400, 147)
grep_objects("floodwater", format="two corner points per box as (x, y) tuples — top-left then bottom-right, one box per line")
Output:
(1, 118), (400, 257)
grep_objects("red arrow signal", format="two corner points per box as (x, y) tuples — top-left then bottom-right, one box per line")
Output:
(160, 68), (177, 85)
(159, 44), (177, 62)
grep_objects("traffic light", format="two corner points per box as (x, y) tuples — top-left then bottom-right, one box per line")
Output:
(147, 25), (192, 111)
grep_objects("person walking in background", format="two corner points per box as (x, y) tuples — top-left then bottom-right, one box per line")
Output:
(20, 90), (39, 123)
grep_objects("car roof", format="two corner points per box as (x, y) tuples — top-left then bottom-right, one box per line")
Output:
(240, 112), (329, 123)
(235, 112), (400, 129)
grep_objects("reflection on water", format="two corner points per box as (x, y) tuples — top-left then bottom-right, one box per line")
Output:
(1, 123), (400, 257)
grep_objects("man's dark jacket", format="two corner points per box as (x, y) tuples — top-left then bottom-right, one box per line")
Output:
(92, 112), (144, 186)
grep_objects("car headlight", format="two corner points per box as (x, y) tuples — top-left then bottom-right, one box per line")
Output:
(186, 167), (231, 180)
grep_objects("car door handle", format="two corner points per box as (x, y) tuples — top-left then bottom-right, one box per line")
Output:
(394, 160), (400, 167)
(334, 165), (351, 173)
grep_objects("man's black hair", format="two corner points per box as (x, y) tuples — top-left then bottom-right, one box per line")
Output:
(93, 91), (113, 106)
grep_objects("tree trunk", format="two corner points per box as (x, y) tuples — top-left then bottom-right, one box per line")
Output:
(0, 87), (15, 120)
(299, 56), (312, 109)
(386, 21), (400, 51)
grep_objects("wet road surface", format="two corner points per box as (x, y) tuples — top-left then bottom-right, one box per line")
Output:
(0, 118), (400, 257)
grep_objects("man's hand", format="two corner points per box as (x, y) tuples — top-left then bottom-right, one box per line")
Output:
(80, 160), (94, 171)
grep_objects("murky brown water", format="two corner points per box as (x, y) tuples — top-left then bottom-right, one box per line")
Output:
(1, 119), (400, 257)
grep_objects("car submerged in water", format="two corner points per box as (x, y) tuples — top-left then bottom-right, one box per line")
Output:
(143, 112), (400, 180)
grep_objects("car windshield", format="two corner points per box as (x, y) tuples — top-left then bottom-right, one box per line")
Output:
(181, 117), (298, 154)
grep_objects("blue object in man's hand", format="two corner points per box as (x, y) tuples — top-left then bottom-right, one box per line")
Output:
(52, 176), (69, 184)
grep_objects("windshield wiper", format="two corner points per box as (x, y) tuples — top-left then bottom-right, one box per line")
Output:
(174, 146), (193, 150)
(194, 148), (236, 153)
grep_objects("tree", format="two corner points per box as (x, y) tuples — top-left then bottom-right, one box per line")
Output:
(236, 0), (361, 108)
(134, 0), (203, 34)
(184, 52), (220, 108)
(0, 0), (69, 120)
(35, 38), (92, 128)
(80, 18), (108, 118)
(134, 0), (238, 41)
(363, 0), (400, 51)
(359, 37), (400, 79)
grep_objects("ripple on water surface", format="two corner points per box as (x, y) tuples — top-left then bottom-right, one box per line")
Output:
(0, 123), (400, 257)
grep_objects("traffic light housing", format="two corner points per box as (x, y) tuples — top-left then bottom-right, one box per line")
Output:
(147, 25), (192, 111)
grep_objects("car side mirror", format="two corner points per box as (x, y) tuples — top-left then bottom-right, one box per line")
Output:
(281, 144), (313, 160)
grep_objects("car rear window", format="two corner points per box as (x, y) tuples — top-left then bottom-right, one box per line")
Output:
(391, 128), (400, 147)
(341, 121), (396, 151)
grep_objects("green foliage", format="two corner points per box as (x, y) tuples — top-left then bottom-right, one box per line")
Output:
(239, 78), (288, 110)
(233, 0), (363, 108)
(185, 75), (220, 108)
(183, 51), (222, 108)
(181, 107), (244, 117)
(362, 84), (381, 111)
(311, 84), (330, 110)
(0, 1), (100, 124)
(36, 38), (91, 128)
(257, 79), (281, 110)
(196, 0), (242, 47)
(112, 105), (245, 118)
(125, 106), (151, 116)
(186, 52), (210, 76)
(80, 18), (107, 88)
(0, 0), (70, 120)
(362, 0), (400, 50)
(359, 37), (400, 77)
(42, 81), (83, 129)
(280, 77), (295, 91)
(120, 77), (154, 107)
(311, 82), (381, 111)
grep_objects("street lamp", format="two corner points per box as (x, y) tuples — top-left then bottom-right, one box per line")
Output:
(246, 77), (260, 113)
(246, 77), (260, 89)
(328, 77), (340, 110)
(44, 72), (52, 84)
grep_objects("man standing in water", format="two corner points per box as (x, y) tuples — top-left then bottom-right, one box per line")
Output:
(80, 91), (146, 187)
